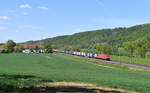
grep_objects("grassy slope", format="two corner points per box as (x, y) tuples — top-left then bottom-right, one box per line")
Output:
(0, 54), (150, 92)
(111, 55), (150, 66)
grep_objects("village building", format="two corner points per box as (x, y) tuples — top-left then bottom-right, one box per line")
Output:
(0, 45), (4, 52)
(20, 44), (45, 53)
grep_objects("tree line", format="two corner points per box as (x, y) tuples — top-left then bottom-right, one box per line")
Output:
(0, 40), (53, 53)
(58, 39), (150, 58)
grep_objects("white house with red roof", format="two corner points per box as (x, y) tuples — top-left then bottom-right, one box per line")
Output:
(0, 45), (4, 52)
(20, 44), (45, 53)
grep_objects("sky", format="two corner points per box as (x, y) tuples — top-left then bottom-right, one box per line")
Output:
(0, 0), (150, 42)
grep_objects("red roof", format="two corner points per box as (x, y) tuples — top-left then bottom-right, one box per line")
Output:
(0, 45), (4, 50)
(20, 44), (44, 49)
(38, 45), (45, 49)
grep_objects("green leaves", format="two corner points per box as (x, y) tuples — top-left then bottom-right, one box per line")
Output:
(96, 43), (109, 54)
(14, 44), (23, 53)
(45, 45), (53, 53)
(123, 39), (150, 58)
(3, 40), (16, 53)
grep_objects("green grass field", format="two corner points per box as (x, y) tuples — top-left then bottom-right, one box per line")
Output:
(1, 53), (150, 92)
(111, 55), (150, 66)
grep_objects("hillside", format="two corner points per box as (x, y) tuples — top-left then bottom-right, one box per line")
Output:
(25, 23), (150, 49)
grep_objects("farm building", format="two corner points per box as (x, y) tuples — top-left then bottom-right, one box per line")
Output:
(0, 45), (4, 52)
(20, 44), (45, 53)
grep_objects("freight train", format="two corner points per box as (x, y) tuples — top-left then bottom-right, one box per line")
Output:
(53, 49), (111, 60)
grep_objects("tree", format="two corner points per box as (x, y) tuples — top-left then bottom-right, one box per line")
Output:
(118, 47), (128, 56)
(51, 44), (58, 49)
(45, 45), (53, 53)
(96, 43), (109, 54)
(123, 41), (135, 57)
(4, 40), (16, 53)
(134, 40), (150, 57)
(14, 44), (23, 53)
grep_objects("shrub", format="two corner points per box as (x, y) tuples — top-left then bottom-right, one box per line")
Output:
(145, 52), (150, 58)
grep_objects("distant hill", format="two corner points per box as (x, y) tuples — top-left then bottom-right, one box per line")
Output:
(25, 23), (150, 49)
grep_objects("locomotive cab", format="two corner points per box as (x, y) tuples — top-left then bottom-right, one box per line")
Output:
(96, 54), (111, 60)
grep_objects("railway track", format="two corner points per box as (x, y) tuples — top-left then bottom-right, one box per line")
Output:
(104, 60), (150, 71)
(66, 54), (150, 72)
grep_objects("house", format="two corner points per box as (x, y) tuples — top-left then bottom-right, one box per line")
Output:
(20, 44), (45, 53)
(0, 45), (4, 52)
(37, 45), (45, 53)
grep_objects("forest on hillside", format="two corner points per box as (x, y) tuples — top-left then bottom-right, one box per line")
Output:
(25, 23), (150, 58)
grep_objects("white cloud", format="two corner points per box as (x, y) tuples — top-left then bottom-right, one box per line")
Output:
(22, 12), (29, 15)
(37, 6), (49, 10)
(95, 0), (104, 6)
(0, 26), (8, 30)
(18, 25), (40, 29)
(14, 30), (19, 32)
(0, 16), (9, 20)
(15, 24), (42, 32)
(19, 4), (31, 8)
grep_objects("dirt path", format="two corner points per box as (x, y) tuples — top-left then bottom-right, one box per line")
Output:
(35, 82), (136, 93)
(0, 82), (136, 93)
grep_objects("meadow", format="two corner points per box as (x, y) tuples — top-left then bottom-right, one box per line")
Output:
(0, 53), (150, 92)
(111, 55), (150, 66)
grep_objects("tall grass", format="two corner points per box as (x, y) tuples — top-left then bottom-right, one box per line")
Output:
(111, 55), (150, 66)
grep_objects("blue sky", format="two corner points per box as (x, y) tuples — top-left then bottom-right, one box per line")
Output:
(0, 0), (150, 42)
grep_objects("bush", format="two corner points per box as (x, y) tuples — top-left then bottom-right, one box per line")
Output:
(45, 45), (53, 53)
(1, 50), (8, 53)
(145, 52), (150, 58)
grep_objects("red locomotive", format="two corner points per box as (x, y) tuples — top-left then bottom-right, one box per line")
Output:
(96, 54), (110, 60)
(52, 49), (60, 53)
